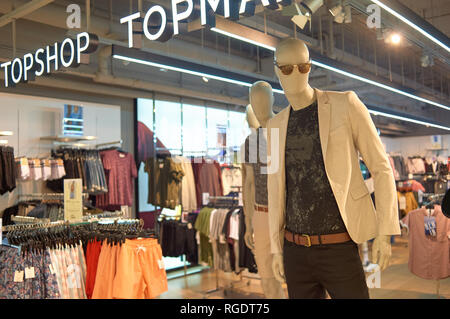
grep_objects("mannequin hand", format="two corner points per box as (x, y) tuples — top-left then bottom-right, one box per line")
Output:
(272, 253), (286, 284)
(371, 235), (392, 271)
(244, 230), (255, 251)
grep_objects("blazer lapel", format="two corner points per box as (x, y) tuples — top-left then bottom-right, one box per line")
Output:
(316, 88), (331, 161)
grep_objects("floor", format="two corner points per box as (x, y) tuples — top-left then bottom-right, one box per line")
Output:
(159, 234), (450, 299)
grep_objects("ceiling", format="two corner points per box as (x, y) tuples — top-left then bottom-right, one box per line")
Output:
(0, 0), (448, 137)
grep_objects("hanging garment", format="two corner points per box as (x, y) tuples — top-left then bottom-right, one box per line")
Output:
(0, 146), (16, 195)
(194, 207), (214, 267)
(191, 159), (224, 208)
(0, 246), (61, 299)
(96, 149), (137, 208)
(397, 191), (418, 217)
(175, 156), (197, 212)
(401, 206), (450, 280)
(145, 157), (184, 209)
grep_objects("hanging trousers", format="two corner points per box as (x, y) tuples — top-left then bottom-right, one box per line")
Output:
(283, 239), (369, 299)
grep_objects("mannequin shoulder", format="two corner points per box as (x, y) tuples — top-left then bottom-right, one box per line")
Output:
(267, 107), (290, 128)
(323, 90), (357, 103)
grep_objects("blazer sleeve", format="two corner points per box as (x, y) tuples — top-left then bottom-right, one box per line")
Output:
(347, 91), (401, 236)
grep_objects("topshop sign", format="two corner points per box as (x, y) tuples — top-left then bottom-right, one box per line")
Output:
(121, 0), (292, 47)
(1, 32), (98, 88)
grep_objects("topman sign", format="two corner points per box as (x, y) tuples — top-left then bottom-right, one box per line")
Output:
(121, 0), (292, 47)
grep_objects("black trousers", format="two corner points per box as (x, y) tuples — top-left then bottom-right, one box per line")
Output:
(283, 239), (369, 299)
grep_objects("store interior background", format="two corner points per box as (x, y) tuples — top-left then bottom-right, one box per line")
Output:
(0, 0), (449, 298)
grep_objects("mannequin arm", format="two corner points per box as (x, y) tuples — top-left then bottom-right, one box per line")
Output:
(242, 162), (255, 250)
(348, 92), (400, 237)
(371, 235), (392, 271)
(272, 253), (286, 283)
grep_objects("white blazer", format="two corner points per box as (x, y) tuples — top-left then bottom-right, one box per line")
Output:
(266, 88), (400, 255)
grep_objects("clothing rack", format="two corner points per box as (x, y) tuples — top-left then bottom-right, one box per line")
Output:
(10, 215), (50, 224)
(19, 193), (90, 200)
(95, 140), (123, 149)
(2, 216), (141, 232)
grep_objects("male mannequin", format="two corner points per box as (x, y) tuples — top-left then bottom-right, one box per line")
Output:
(241, 82), (286, 299)
(267, 38), (400, 299)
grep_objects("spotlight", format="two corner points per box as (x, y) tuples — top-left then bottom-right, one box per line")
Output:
(159, 68), (168, 72)
(420, 54), (434, 67)
(390, 33), (401, 44)
(344, 5), (351, 23)
(300, 0), (324, 15)
(202, 76), (209, 83)
(328, 0), (343, 17)
(291, 2), (309, 29)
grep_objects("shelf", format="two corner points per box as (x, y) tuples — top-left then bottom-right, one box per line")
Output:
(426, 148), (447, 151)
(0, 131), (13, 136)
(40, 135), (97, 143)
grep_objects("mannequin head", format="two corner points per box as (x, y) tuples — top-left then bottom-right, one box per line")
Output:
(249, 81), (275, 128)
(245, 104), (260, 129)
(274, 38), (312, 96)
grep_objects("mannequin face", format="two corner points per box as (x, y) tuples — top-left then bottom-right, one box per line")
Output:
(246, 104), (260, 129)
(274, 39), (311, 95)
(249, 81), (274, 127)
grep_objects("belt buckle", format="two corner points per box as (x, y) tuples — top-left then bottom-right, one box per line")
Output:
(302, 234), (312, 247)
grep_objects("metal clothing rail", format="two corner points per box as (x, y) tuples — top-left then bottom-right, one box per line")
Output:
(95, 140), (123, 149)
(2, 216), (142, 232)
(19, 193), (90, 200)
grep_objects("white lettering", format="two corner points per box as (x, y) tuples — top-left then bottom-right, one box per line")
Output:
(61, 38), (75, 67)
(172, 0), (193, 35)
(1, 61), (11, 87)
(76, 32), (90, 63)
(200, 0), (230, 25)
(23, 53), (34, 81)
(66, 4), (81, 29)
(366, 4), (381, 29)
(120, 12), (142, 48)
(35, 48), (45, 76)
(46, 43), (59, 73)
(11, 58), (23, 84)
(240, 0), (271, 14)
(143, 6), (167, 41)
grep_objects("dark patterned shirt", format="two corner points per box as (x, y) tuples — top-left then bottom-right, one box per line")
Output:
(285, 102), (347, 235)
(244, 129), (268, 206)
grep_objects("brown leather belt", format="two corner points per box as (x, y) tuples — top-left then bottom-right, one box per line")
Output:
(284, 230), (352, 247)
(254, 204), (268, 213)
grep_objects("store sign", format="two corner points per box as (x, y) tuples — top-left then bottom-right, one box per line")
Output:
(1, 32), (98, 88)
(121, 0), (292, 47)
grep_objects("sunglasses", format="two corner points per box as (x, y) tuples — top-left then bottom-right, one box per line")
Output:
(274, 61), (312, 75)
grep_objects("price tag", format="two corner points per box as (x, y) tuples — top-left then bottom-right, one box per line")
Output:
(399, 196), (406, 210)
(202, 193), (210, 205)
(49, 264), (56, 275)
(424, 216), (437, 237)
(157, 259), (165, 270)
(14, 270), (24, 283)
(187, 223), (193, 230)
(25, 267), (35, 279)
(239, 193), (243, 207)
(159, 163), (164, 169)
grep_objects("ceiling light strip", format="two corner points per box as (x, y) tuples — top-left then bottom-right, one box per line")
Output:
(211, 27), (449, 111)
(368, 109), (450, 131)
(312, 60), (450, 111)
(114, 53), (449, 131)
(370, 0), (450, 53)
(114, 54), (252, 88)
